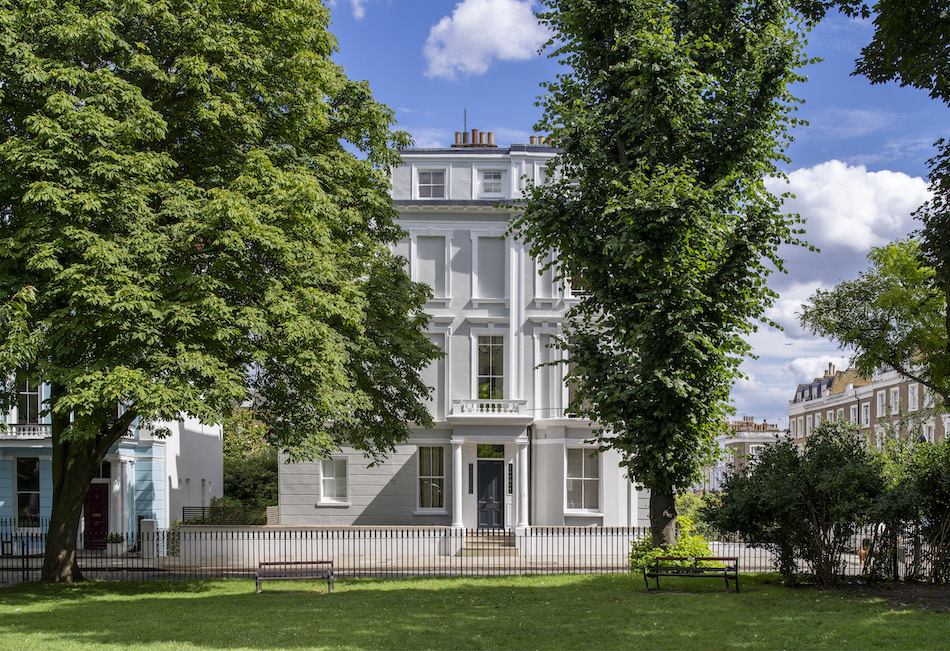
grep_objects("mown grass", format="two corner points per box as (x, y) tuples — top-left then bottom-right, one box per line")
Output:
(0, 573), (946, 650)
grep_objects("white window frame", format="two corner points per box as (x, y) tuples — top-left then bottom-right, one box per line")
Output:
(889, 388), (900, 414)
(565, 447), (601, 514)
(908, 383), (919, 412)
(408, 229), (452, 307)
(412, 165), (450, 200)
(416, 446), (447, 513)
(877, 391), (886, 417)
(826, 410), (834, 423)
(476, 168), (506, 197)
(797, 417), (804, 438)
(747, 444), (765, 464)
(16, 373), (40, 424)
(862, 402), (871, 427)
(470, 230), (509, 307)
(16, 456), (41, 529)
(318, 457), (349, 507)
(924, 387), (935, 409)
(836, 408), (844, 423)
(850, 405), (858, 424)
(789, 419), (796, 438)
(805, 414), (813, 436)
(922, 421), (936, 444)
(474, 332), (505, 400)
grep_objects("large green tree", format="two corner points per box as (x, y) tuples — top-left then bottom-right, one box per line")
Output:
(0, 0), (439, 582)
(513, 0), (806, 546)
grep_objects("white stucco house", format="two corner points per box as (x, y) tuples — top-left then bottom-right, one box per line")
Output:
(278, 130), (649, 531)
(0, 379), (223, 546)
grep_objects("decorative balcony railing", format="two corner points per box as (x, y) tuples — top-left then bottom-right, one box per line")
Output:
(0, 423), (51, 439)
(452, 399), (528, 416)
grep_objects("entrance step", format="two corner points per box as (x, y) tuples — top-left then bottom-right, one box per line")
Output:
(459, 531), (519, 557)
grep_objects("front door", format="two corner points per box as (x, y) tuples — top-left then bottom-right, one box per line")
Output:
(477, 460), (504, 529)
(83, 483), (109, 550)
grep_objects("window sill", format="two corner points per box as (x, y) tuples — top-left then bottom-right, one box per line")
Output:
(413, 509), (448, 516)
(316, 501), (350, 508)
(427, 297), (452, 308)
(471, 298), (509, 308)
(563, 510), (603, 517)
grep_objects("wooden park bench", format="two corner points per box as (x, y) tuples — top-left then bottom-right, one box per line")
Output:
(643, 556), (739, 592)
(256, 560), (334, 593)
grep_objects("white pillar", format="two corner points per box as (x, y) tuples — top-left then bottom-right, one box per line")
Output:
(517, 442), (528, 529)
(451, 442), (464, 528)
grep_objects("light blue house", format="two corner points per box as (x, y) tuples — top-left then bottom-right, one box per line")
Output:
(1, 379), (223, 547)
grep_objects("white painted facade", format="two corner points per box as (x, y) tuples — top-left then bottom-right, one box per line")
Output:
(279, 138), (649, 530)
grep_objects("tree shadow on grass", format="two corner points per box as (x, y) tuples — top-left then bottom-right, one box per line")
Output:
(0, 574), (946, 650)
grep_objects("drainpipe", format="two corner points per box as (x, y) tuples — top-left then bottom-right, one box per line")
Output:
(527, 424), (534, 525)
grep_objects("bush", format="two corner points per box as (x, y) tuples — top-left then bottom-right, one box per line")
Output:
(675, 492), (720, 538)
(705, 422), (884, 586)
(629, 517), (714, 569)
(106, 532), (124, 543)
(223, 448), (278, 508)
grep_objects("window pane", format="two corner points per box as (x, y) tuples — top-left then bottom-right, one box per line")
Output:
(18, 493), (39, 527)
(566, 479), (582, 509)
(567, 449), (582, 478)
(584, 453), (598, 478)
(432, 447), (443, 475)
(583, 480), (598, 509)
(17, 458), (39, 492)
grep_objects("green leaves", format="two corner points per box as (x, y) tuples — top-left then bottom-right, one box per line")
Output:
(0, 0), (438, 451)
(515, 0), (804, 539)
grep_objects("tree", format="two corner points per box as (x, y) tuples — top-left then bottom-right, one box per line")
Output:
(706, 422), (885, 586)
(512, 0), (806, 546)
(799, 240), (950, 403)
(0, 0), (440, 582)
(223, 408), (277, 509)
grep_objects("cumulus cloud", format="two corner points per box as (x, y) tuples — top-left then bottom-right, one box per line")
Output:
(766, 281), (832, 337)
(424, 0), (550, 79)
(782, 355), (851, 385)
(768, 160), (930, 252)
(406, 127), (454, 149)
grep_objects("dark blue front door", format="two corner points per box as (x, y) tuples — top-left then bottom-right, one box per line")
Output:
(477, 460), (504, 529)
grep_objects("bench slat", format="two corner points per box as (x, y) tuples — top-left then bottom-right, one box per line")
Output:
(642, 556), (739, 593)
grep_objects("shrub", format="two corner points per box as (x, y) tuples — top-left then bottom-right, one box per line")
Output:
(705, 422), (884, 586)
(105, 532), (124, 543)
(629, 516), (714, 569)
(675, 491), (720, 538)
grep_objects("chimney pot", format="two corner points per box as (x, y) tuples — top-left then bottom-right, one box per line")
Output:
(471, 128), (478, 144)
(488, 132), (495, 146)
(530, 136), (537, 145)
(454, 132), (462, 145)
(463, 131), (469, 144)
(479, 132), (486, 145)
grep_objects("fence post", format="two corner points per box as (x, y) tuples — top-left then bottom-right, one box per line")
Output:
(140, 519), (158, 559)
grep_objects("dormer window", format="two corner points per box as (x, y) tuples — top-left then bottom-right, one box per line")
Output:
(418, 170), (445, 198)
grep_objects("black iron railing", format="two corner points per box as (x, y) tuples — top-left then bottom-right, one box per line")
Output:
(0, 520), (941, 586)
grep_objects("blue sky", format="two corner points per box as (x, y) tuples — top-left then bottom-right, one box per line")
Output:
(327, 0), (947, 427)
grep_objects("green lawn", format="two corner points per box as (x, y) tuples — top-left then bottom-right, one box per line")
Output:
(0, 574), (946, 650)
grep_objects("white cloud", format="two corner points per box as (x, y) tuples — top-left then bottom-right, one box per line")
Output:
(768, 160), (930, 252)
(424, 0), (550, 79)
(765, 281), (832, 337)
(406, 127), (453, 149)
(809, 108), (895, 140)
(328, 0), (368, 19)
(782, 355), (851, 385)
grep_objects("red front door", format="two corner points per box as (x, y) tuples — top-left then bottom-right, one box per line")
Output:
(83, 483), (109, 550)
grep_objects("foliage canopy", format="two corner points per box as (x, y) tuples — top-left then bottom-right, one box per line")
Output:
(0, 0), (439, 581)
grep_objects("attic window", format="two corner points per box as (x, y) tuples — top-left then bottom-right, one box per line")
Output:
(418, 171), (445, 198)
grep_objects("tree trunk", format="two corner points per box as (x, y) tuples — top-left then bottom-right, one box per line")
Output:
(42, 386), (116, 582)
(650, 488), (678, 548)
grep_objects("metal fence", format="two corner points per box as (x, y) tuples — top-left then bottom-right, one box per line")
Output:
(0, 521), (935, 586)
